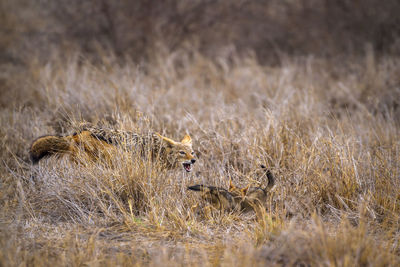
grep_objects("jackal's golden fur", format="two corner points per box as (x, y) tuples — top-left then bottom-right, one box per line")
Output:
(30, 124), (196, 172)
(188, 165), (275, 212)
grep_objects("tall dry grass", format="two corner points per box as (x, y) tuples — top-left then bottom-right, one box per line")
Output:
(0, 47), (399, 266)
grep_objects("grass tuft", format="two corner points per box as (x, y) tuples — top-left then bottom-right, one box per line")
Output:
(1, 49), (399, 265)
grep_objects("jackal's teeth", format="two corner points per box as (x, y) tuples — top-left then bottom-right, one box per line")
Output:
(183, 162), (192, 172)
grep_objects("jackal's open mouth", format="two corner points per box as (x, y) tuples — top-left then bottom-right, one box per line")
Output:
(182, 162), (193, 172)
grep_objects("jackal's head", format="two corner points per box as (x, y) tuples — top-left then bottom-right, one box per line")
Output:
(156, 133), (196, 172)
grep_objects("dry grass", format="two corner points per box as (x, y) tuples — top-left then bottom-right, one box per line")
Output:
(1, 47), (399, 266)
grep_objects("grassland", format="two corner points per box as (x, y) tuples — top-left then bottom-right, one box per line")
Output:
(0, 47), (399, 266)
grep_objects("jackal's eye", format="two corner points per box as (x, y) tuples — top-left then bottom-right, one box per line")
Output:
(179, 151), (186, 155)
(191, 151), (195, 155)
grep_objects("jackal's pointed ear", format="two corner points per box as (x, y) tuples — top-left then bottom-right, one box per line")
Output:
(156, 133), (177, 147)
(181, 134), (192, 145)
(241, 184), (250, 196)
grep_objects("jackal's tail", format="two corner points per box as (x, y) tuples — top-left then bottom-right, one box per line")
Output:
(30, 135), (71, 164)
(188, 185), (208, 192)
(260, 165), (275, 190)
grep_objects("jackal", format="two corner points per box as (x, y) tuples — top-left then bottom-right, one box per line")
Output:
(30, 124), (196, 172)
(188, 165), (275, 212)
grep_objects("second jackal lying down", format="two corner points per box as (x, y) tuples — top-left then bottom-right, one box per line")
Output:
(188, 165), (275, 212)
(30, 124), (196, 172)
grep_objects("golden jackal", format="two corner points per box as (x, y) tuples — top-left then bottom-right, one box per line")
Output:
(30, 124), (196, 172)
(188, 165), (275, 212)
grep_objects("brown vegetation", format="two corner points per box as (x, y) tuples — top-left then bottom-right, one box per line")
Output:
(1, 1), (399, 266)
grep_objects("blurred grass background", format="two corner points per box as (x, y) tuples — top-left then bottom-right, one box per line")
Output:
(0, 0), (399, 266)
